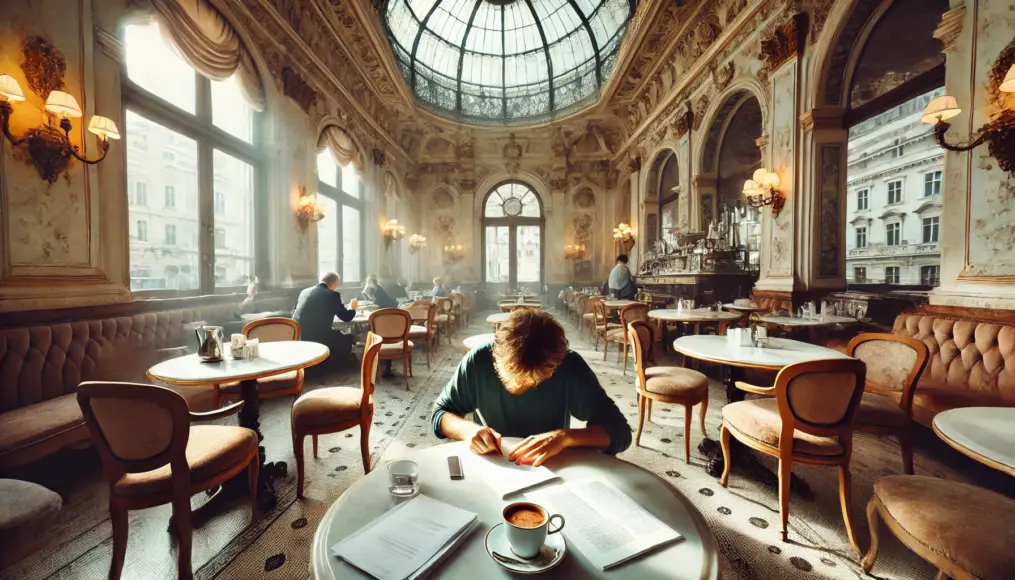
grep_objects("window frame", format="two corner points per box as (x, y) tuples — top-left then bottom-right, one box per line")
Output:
(856, 188), (869, 211)
(924, 170), (942, 197)
(855, 226), (868, 248)
(480, 181), (545, 287)
(922, 216), (940, 243)
(316, 149), (365, 284)
(886, 222), (901, 246)
(854, 266), (866, 283)
(886, 179), (903, 205)
(122, 33), (267, 296)
(921, 265), (940, 286)
(885, 266), (900, 284)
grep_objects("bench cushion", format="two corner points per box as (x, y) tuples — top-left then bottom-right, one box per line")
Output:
(0, 479), (63, 567)
(0, 395), (89, 469)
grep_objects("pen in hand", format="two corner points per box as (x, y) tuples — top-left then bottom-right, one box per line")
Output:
(474, 408), (501, 454)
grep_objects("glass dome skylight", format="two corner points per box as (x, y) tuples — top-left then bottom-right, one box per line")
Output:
(382, 0), (636, 125)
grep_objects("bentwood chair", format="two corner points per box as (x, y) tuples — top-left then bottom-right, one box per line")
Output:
(292, 333), (383, 496)
(406, 301), (438, 368)
(77, 382), (258, 580)
(629, 321), (710, 463)
(450, 293), (464, 332)
(720, 358), (867, 555)
(369, 308), (413, 390)
(578, 294), (594, 333)
(461, 292), (475, 326)
(605, 303), (651, 373)
(435, 297), (454, 345)
(591, 298), (619, 349)
(847, 333), (929, 474)
(216, 317), (303, 407)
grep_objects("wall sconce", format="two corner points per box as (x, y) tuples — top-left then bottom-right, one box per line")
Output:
(408, 233), (427, 253)
(564, 243), (587, 260)
(613, 223), (635, 254)
(921, 64), (1015, 175)
(295, 185), (325, 232)
(382, 219), (405, 248)
(443, 243), (465, 263)
(743, 168), (786, 217)
(0, 75), (119, 184)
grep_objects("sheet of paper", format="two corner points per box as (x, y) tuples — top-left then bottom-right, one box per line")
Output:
(331, 495), (477, 580)
(527, 477), (682, 570)
(461, 438), (559, 499)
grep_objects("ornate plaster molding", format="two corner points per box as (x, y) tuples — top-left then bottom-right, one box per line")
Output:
(933, 3), (965, 54)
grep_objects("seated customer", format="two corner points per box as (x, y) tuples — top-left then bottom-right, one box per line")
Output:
(608, 254), (637, 299)
(383, 277), (409, 302)
(293, 272), (358, 361)
(360, 274), (397, 308)
(431, 277), (449, 298)
(430, 309), (631, 466)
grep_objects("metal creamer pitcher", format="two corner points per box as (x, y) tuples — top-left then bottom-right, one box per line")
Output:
(195, 325), (224, 362)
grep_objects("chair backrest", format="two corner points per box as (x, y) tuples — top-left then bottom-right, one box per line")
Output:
(437, 297), (453, 315)
(591, 298), (607, 325)
(847, 333), (929, 414)
(403, 299), (432, 321)
(77, 382), (191, 485)
(627, 321), (656, 389)
(620, 303), (650, 326)
(451, 293), (463, 310)
(369, 308), (411, 344)
(360, 333), (383, 406)
(773, 359), (867, 444)
(242, 317), (300, 342)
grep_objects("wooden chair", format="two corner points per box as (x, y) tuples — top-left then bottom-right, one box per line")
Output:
(591, 298), (620, 350)
(215, 317), (303, 407)
(577, 294), (593, 332)
(847, 333), (929, 474)
(369, 308), (413, 390)
(291, 333), (383, 496)
(435, 297), (454, 345)
(720, 358), (867, 555)
(450, 292), (464, 332)
(628, 321), (709, 463)
(77, 382), (258, 580)
(461, 292), (475, 326)
(605, 303), (651, 373)
(406, 301), (438, 368)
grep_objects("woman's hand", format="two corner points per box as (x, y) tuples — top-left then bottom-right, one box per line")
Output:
(468, 426), (502, 455)
(508, 430), (571, 467)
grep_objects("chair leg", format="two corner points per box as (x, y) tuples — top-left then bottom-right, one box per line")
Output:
(426, 341), (432, 368)
(699, 396), (709, 436)
(634, 395), (647, 447)
(247, 456), (259, 519)
(899, 430), (914, 475)
(403, 358), (409, 390)
(719, 424), (732, 487)
(778, 459), (792, 543)
(682, 404), (692, 464)
(294, 431), (306, 499)
(360, 420), (372, 474)
(313, 434), (319, 458)
(622, 341), (629, 375)
(838, 465), (861, 556)
(860, 499), (882, 573)
(109, 499), (129, 580)
(646, 399), (653, 422)
(172, 494), (194, 580)
(603, 335), (608, 360)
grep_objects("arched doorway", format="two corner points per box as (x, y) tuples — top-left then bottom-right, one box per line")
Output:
(482, 182), (544, 292)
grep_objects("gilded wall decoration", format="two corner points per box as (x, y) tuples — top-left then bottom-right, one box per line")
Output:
(818, 144), (842, 277)
(760, 13), (807, 73)
(810, 0), (837, 43)
(434, 214), (455, 242)
(20, 36), (65, 99)
(372, 148), (386, 167)
(710, 62), (736, 91)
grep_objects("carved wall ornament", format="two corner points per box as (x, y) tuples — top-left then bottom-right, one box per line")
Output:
(503, 133), (523, 173)
(760, 13), (808, 73)
(933, 4), (966, 54)
(693, 96), (710, 131)
(431, 188), (455, 210)
(20, 36), (66, 99)
(434, 214), (456, 242)
(711, 62), (735, 91)
(372, 148), (386, 167)
(810, 0), (837, 44)
(625, 155), (642, 173)
(282, 66), (317, 115)
(573, 188), (596, 210)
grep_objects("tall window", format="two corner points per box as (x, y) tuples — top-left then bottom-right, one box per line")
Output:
(887, 180), (903, 204)
(136, 220), (148, 242)
(482, 182), (543, 286)
(856, 189), (869, 211)
(855, 227), (868, 248)
(886, 222), (901, 246)
(923, 217), (940, 243)
(316, 149), (363, 283)
(924, 171), (942, 196)
(124, 21), (262, 293)
(854, 267), (867, 282)
(885, 266), (900, 284)
(921, 265), (940, 286)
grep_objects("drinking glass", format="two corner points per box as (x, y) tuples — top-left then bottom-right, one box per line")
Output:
(387, 460), (419, 497)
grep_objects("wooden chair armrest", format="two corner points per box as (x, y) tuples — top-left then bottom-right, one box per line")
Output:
(735, 381), (774, 395)
(190, 401), (244, 422)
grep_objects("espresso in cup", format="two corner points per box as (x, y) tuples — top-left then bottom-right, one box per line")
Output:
(502, 502), (565, 559)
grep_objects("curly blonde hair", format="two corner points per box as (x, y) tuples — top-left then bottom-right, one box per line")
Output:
(493, 309), (569, 394)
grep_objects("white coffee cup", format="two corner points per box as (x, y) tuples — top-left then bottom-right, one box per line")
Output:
(502, 502), (565, 559)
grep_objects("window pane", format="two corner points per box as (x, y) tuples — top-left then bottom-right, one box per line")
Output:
(211, 75), (254, 143)
(124, 22), (195, 114)
(343, 206), (361, 283)
(127, 111), (199, 290)
(317, 196), (340, 278)
(342, 164), (360, 198)
(485, 226), (510, 283)
(517, 226), (541, 283)
(213, 150), (255, 288)
(317, 150), (338, 188)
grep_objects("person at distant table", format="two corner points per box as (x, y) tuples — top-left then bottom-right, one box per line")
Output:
(431, 277), (449, 298)
(293, 272), (358, 361)
(383, 277), (409, 302)
(608, 254), (637, 300)
(430, 309), (632, 466)
(360, 274), (397, 308)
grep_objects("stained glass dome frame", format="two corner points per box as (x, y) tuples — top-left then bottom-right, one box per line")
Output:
(380, 0), (637, 126)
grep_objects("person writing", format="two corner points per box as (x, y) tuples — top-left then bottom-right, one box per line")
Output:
(608, 254), (637, 300)
(293, 272), (358, 360)
(430, 309), (631, 466)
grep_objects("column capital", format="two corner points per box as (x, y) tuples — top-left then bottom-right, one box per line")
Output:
(800, 107), (845, 132)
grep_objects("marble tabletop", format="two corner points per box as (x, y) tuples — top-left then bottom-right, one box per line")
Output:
(648, 309), (742, 322)
(722, 303), (768, 312)
(604, 300), (639, 308)
(485, 312), (511, 325)
(933, 407), (1015, 477)
(672, 335), (850, 370)
(758, 314), (858, 327)
(147, 340), (329, 386)
(462, 334), (496, 351)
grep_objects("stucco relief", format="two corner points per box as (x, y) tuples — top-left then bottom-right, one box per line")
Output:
(767, 63), (796, 277)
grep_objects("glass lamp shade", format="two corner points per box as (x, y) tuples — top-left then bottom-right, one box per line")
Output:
(45, 91), (83, 118)
(0, 75), (26, 102)
(921, 95), (961, 124)
(742, 179), (760, 195)
(762, 172), (781, 188)
(1001, 64), (1015, 93)
(752, 168), (767, 182)
(87, 116), (120, 140)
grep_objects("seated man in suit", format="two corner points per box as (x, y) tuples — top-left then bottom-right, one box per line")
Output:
(293, 272), (358, 362)
(429, 309), (631, 466)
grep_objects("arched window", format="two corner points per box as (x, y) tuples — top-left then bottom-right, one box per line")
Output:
(316, 134), (364, 284)
(123, 15), (265, 294)
(482, 182), (543, 288)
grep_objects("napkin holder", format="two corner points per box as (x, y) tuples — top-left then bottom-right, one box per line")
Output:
(230, 334), (247, 359)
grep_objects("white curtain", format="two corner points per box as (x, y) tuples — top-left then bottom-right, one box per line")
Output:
(317, 125), (362, 170)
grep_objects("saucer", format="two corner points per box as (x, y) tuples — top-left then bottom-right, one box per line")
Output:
(484, 523), (566, 574)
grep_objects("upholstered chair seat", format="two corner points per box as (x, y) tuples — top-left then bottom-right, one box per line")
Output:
(722, 399), (845, 458)
(218, 370), (301, 395)
(380, 341), (414, 354)
(435, 314), (450, 323)
(402, 301), (438, 368)
(606, 328), (625, 341)
(292, 388), (370, 429)
(645, 372), (709, 398)
(408, 325), (428, 335)
(863, 475), (1015, 579)
(855, 393), (908, 427)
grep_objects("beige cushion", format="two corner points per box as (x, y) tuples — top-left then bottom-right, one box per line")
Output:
(0, 479), (63, 567)
(644, 369), (708, 398)
(380, 341), (414, 355)
(582, 313), (595, 319)
(219, 370), (302, 395)
(855, 392), (908, 428)
(435, 315), (450, 324)
(408, 325), (428, 336)
(292, 387), (368, 428)
(873, 475), (1015, 580)
(113, 425), (257, 497)
(0, 395), (89, 468)
(722, 398), (844, 458)
(606, 328), (626, 342)
(645, 366), (695, 379)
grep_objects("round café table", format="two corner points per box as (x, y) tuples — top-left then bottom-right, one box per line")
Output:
(758, 314), (858, 327)
(722, 303), (768, 313)
(649, 309), (742, 352)
(311, 443), (719, 580)
(603, 299), (638, 310)
(498, 301), (541, 312)
(148, 340), (329, 508)
(673, 335), (850, 491)
(486, 312), (511, 327)
(933, 407), (1015, 477)
(462, 334), (495, 351)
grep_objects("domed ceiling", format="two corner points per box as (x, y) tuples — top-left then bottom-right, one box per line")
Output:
(382, 0), (637, 126)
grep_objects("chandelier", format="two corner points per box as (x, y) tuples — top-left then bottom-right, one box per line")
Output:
(613, 223), (634, 253)
(295, 185), (325, 232)
(742, 168), (786, 217)
(408, 234), (427, 253)
(443, 244), (465, 263)
(564, 243), (587, 261)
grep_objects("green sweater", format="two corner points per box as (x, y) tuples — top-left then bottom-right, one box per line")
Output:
(430, 345), (632, 455)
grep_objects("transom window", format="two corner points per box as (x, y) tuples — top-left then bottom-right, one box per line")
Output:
(484, 183), (541, 218)
(923, 216), (940, 243)
(857, 188), (869, 211)
(483, 182), (543, 286)
(316, 149), (364, 284)
(887, 180), (903, 204)
(924, 171), (942, 196)
(886, 222), (901, 246)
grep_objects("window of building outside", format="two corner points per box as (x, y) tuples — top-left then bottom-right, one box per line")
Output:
(924, 171), (942, 196)
(854, 267), (867, 282)
(316, 149), (363, 283)
(123, 21), (262, 292)
(887, 180), (903, 204)
(856, 227), (867, 248)
(136, 220), (147, 242)
(886, 222), (901, 246)
(921, 265), (940, 286)
(886, 266), (900, 284)
(923, 216), (940, 243)
(857, 189), (869, 211)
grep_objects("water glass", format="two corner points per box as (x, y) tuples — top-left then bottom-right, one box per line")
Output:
(387, 460), (419, 497)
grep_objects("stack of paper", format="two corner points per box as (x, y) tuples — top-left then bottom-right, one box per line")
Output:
(461, 438), (560, 498)
(527, 477), (683, 570)
(331, 495), (478, 580)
